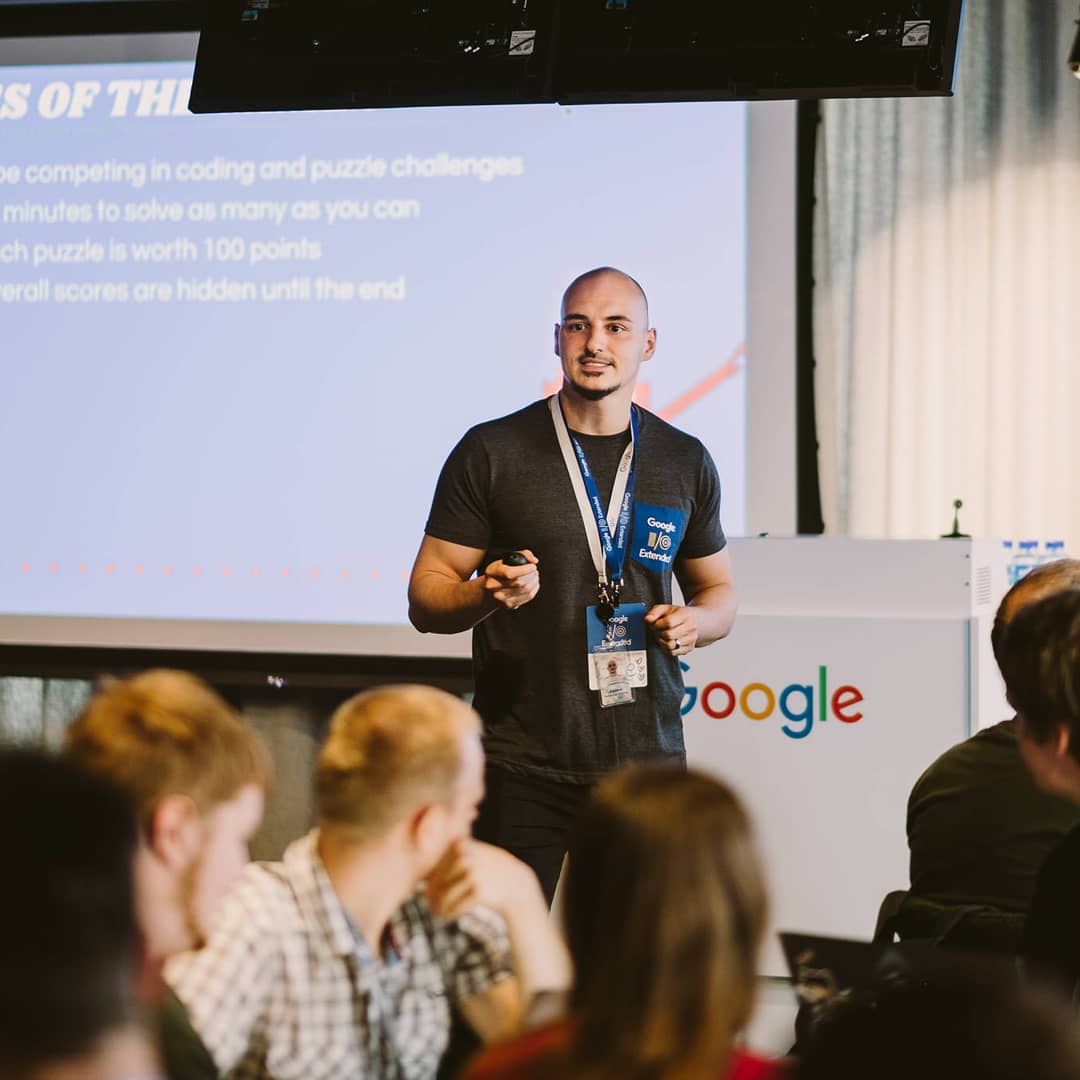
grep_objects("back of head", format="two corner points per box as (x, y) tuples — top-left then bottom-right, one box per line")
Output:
(992, 559), (1080, 671)
(562, 765), (768, 1080)
(0, 748), (141, 1074)
(799, 972), (1080, 1080)
(1000, 588), (1080, 758)
(317, 683), (478, 836)
(64, 668), (270, 830)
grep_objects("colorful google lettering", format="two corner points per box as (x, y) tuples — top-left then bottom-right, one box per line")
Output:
(680, 662), (864, 741)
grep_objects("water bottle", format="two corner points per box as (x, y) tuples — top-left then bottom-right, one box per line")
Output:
(1002, 540), (1015, 584)
(1042, 540), (1067, 565)
(1011, 539), (1039, 583)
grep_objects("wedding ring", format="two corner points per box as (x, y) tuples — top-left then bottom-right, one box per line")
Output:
(674, 638), (682, 650)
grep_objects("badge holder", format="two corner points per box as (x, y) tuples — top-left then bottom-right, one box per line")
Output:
(586, 601), (648, 707)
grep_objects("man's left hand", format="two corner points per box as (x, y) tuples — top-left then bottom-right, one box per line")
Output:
(644, 604), (699, 657)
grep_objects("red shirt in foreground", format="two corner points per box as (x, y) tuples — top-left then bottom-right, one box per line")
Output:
(463, 1019), (791, 1080)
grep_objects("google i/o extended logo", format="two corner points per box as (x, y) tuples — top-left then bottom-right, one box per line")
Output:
(680, 662), (864, 741)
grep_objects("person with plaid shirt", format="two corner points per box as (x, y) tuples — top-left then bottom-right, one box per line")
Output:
(166, 684), (570, 1079)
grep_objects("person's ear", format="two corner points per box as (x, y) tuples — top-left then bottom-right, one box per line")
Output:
(553, 322), (562, 358)
(410, 802), (449, 862)
(146, 794), (201, 871)
(643, 327), (657, 362)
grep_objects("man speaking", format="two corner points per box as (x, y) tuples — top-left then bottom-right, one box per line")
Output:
(409, 267), (736, 901)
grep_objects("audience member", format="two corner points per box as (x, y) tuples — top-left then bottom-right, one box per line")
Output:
(1002, 586), (1080, 799)
(899, 561), (1080, 948)
(996, 587), (1080, 994)
(798, 971), (1080, 1080)
(166, 683), (570, 1079)
(0, 747), (160, 1080)
(463, 764), (787, 1080)
(64, 668), (271, 1078)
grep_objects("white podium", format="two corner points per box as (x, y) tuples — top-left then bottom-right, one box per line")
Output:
(681, 537), (1009, 973)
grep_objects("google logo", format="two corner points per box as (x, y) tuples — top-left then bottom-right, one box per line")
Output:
(680, 662), (864, 741)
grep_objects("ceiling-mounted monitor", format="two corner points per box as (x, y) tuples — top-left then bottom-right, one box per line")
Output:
(189, 0), (965, 115)
(0, 0), (197, 37)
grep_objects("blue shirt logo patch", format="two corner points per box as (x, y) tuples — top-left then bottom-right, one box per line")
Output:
(631, 503), (685, 571)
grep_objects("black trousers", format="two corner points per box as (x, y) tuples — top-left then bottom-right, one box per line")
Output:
(472, 762), (595, 906)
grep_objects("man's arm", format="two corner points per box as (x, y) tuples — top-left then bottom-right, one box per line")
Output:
(408, 536), (540, 635)
(426, 841), (572, 1043)
(644, 547), (737, 655)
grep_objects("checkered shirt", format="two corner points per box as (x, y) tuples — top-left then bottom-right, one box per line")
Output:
(164, 830), (512, 1080)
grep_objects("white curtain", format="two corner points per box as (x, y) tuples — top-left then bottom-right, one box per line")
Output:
(815, 0), (1080, 552)
(0, 678), (92, 747)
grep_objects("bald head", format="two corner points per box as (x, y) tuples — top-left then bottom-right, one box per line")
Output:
(992, 559), (1080, 671)
(561, 266), (650, 326)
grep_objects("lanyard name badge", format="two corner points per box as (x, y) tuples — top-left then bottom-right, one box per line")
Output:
(549, 395), (649, 708)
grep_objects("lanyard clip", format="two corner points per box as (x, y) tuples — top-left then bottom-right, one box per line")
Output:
(597, 577), (622, 631)
(597, 578), (615, 627)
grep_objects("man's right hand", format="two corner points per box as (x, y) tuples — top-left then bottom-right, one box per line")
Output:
(481, 550), (540, 612)
(408, 537), (539, 634)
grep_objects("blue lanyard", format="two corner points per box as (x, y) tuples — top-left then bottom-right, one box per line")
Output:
(561, 400), (638, 588)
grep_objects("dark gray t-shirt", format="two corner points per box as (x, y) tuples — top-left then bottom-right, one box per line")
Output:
(907, 719), (1080, 911)
(425, 398), (727, 782)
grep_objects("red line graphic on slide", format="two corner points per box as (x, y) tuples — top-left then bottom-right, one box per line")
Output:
(657, 343), (745, 422)
(543, 342), (745, 418)
(14, 562), (364, 580)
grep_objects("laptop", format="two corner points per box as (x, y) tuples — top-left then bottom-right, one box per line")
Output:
(779, 930), (1015, 1015)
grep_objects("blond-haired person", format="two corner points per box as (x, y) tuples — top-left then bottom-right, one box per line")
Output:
(166, 684), (570, 1079)
(64, 668), (271, 1078)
